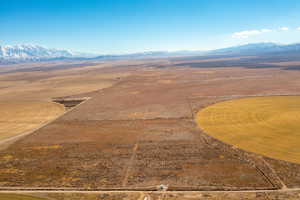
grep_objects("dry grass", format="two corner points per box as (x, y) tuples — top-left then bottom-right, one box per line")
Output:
(197, 96), (300, 164)
(0, 101), (65, 141)
(0, 61), (131, 101)
(0, 73), (123, 101)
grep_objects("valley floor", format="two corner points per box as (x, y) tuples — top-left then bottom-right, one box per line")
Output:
(1, 57), (300, 199)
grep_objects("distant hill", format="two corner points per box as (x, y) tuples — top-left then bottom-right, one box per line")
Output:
(209, 42), (300, 56)
(0, 44), (205, 64)
(93, 50), (205, 60)
(1, 42), (300, 65)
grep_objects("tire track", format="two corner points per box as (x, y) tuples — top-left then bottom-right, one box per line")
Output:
(122, 143), (139, 187)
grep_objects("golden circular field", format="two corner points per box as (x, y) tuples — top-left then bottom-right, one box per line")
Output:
(0, 101), (65, 141)
(196, 96), (300, 164)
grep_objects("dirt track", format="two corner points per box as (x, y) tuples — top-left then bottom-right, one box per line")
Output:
(1, 188), (300, 200)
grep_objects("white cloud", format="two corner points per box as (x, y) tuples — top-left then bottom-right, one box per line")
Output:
(232, 29), (273, 39)
(279, 27), (289, 31)
(261, 29), (272, 33)
(297, 27), (300, 30)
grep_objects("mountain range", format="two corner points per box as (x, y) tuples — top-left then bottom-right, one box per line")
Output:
(209, 42), (300, 56)
(1, 42), (300, 64)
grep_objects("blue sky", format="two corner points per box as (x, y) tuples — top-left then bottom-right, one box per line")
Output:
(1, 0), (300, 54)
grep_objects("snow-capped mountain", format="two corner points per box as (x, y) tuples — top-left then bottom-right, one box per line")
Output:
(0, 44), (75, 61)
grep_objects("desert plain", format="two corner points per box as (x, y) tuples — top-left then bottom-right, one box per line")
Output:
(1, 56), (300, 199)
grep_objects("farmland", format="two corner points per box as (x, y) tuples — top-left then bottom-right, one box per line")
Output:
(1, 55), (300, 199)
(196, 96), (300, 164)
(0, 101), (64, 143)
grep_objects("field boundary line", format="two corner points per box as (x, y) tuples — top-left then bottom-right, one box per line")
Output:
(254, 166), (276, 189)
(185, 97), (194, 118)
(259, 157), (288, 189)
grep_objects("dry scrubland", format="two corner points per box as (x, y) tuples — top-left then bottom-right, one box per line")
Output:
(1, 56), (300, 199)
